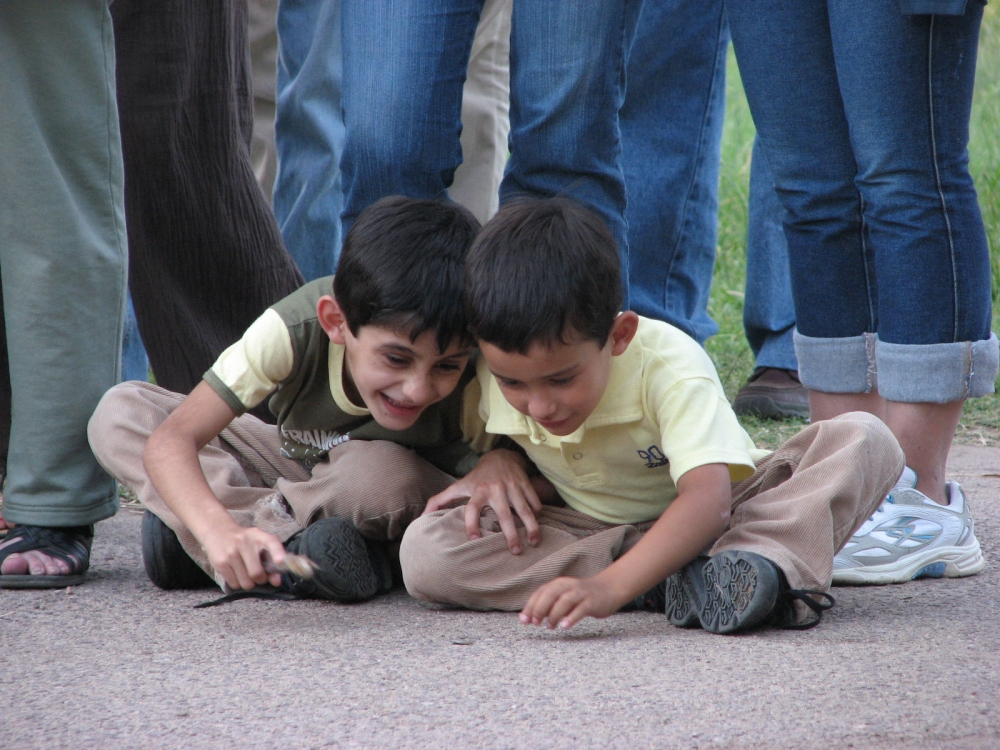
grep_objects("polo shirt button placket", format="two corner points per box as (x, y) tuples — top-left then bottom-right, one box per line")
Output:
(572, 452), (583, 460)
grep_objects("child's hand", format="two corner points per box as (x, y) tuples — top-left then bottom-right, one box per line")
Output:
(422, 448), (542, 554)
(520, 575), (623, 630)
(201, 525), (288, 591)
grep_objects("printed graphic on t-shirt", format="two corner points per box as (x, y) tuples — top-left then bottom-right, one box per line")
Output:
(280, 427), (351, 465)
(638, 445), (668, 469)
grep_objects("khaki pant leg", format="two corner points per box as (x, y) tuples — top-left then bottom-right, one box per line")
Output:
(276, 441), (455, 542)
(449, 0), (511, 224)
(401, 504), (645, 611)
(711, 411), (905, 591)
(88, 381), (310, 578)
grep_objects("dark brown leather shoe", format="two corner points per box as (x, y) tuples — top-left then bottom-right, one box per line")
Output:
(732, 367), (810, 420)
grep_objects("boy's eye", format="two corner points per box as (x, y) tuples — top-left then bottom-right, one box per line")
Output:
(386, 355), (409, 366)
(549, 376), (575, 386)
(497, 378), (522, 388)
(435, 362), (461, 373)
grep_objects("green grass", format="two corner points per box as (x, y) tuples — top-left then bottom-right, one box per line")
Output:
(711, 5), (1000, 449)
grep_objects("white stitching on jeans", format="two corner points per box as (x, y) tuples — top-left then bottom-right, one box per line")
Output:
(927, 16), (960, 343)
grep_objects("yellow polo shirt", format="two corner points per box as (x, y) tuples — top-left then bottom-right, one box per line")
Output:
(476, 317), (769, 525)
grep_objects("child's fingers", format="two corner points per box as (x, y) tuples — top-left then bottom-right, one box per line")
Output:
(464, 496), (487, 541)
(508, 488), (540, 547)
(239, 545), (271, 587)
(490, 492), (523, 554)
(557, 601), (591, 630)
(521, 578), (571, 625)
(423, 484), (468, 515)
(521, 480), (544, 514)
(545, 588), (587, 630)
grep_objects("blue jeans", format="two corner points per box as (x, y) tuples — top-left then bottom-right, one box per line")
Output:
(623, 0), (729, 344)
(273, 0), (344, 281)
(122, 293), (149, 383)
(726, 0), (997, 402)
(744, 138), (798, 371)
(341, 0), (641, 306)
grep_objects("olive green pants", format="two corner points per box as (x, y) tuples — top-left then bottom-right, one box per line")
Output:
(0, 0), (127, 526)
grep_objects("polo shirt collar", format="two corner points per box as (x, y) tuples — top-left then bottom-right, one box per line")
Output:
(484, 335), (644, 446)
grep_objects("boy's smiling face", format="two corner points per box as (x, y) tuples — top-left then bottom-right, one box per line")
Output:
(480, 312), (639, 437)
(318, 296), (473, 430)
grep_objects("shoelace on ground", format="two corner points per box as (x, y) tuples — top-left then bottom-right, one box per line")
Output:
(773, 589), (836, 630)
(194, 589), (301, 608)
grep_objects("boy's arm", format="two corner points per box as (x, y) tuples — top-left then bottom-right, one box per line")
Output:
(143, 381), (287, 590)
(520, 462), (731, 629)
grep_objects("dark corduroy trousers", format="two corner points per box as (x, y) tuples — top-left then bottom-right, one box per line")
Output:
(111, 0), (304, 398)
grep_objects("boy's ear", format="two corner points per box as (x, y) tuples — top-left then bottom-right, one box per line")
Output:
(317, 295), (350, 345)
(609, 311), (640, 356)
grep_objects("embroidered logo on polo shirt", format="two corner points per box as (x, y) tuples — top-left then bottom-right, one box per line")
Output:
(638, 445), (668, 468)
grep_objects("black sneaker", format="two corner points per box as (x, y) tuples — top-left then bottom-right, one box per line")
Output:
(662, 557), (707, 628)
(627, 580), (667, 613)
(678, 550), (835, 633)
(141, 510), (214, 590)
(281, 517), (392, 602)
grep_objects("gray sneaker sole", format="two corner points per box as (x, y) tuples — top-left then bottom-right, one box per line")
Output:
(663, 570), (700, 628)
(698, 551), (780, 634)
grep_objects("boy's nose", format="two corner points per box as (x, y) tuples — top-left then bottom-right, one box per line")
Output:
(527, 394), (558, 422)
(402, 374), (435, 405)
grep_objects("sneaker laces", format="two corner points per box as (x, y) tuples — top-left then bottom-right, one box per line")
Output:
(194, 588), (302, 609)
(771, 589), (836, 630)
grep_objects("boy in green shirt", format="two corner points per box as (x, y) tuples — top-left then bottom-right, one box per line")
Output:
(89, 197), (511, 601)
(401, 197), (905, 632)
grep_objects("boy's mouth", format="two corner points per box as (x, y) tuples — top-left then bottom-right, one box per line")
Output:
(538, 416), (570, 432)
(380, 392), (422, 418)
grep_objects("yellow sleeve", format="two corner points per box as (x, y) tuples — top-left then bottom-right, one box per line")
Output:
(460, 360), (499, 454)
(649, 371), (758, 485)
(204, 309), (295, 412)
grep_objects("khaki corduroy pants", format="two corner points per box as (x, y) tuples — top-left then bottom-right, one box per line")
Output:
(400, 411), (904, 611)
(88, 381), (454, 584)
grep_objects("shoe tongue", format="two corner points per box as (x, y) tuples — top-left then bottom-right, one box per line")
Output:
(892, 466), (918, 493)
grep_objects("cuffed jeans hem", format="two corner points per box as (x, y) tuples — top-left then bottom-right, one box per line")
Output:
(794, 331), (877, 394)
(1, 492), (119, 527)
(876, 333), (999, 403)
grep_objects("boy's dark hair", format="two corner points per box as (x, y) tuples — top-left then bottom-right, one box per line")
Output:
(464, 197), (622, 352)
(334, 196), (481, 352)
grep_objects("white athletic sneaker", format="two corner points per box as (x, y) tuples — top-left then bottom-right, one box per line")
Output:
(833, 473), (985, 585)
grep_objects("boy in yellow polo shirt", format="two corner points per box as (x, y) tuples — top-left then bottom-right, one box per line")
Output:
(400, 197), (905, 633)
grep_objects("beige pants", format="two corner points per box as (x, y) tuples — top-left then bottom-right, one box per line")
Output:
(400, 412), (905, 611)
(88, 382), (454, 583)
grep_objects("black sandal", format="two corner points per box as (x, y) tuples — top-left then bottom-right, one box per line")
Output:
(0, 524), (93, 588)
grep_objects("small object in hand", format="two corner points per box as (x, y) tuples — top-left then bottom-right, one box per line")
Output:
(264, 553), (318, 579)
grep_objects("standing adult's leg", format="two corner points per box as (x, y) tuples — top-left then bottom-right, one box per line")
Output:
(732, 139), (809, 419)
(622, 0), (729, 343)
(249, 0), (280, 201)
(825, 0), (996, 502)
(449, 0), (512, 225)
(341, 0), (484, 236)
(0, 1), (126, 535)
(502, 0), (642, 307)
(274, 0), (345, 281)
(112, 0), (304, 395)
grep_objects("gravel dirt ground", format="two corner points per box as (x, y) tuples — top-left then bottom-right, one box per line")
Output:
(2, 445), (998, 750)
